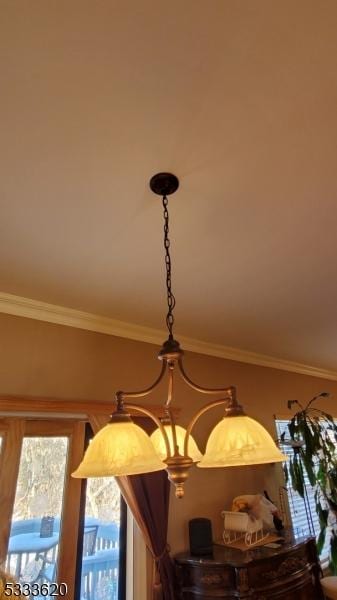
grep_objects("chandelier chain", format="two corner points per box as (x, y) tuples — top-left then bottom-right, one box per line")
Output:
(162, 195), (176, 339)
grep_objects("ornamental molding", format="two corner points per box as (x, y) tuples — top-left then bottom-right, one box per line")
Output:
(1, 292), (337, 381)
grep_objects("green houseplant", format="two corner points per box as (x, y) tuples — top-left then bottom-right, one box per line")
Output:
(283, 392), (337, 573)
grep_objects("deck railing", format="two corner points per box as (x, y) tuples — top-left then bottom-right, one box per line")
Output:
(7, 518), (120, 600)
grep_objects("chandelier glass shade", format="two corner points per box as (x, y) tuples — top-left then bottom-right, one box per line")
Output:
(150, 424), (203, 462)
(198, 415), (287, 468)
(72, 418), (166, 478)
(73, 173), (287, 498)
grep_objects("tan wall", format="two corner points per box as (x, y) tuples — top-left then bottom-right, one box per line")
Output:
(1, 312), (337, 553)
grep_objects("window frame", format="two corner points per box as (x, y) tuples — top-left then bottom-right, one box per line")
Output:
(0, 396), (131, 600)
(0, 417), (85, 595)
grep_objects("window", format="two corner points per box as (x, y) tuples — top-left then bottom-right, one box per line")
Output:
(276, 419), (331, 562)
(0, 416), (126, 600)
(5, 435), (69, 583)
(77, 425), (126, 600)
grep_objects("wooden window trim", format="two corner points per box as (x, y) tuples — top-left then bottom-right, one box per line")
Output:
(0, 396), (179, 418)
(58, 421), (85, 597)
(0, 419), (25, 565)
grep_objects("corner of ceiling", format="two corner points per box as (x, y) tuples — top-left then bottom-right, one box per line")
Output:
(1, 292), (337, 381)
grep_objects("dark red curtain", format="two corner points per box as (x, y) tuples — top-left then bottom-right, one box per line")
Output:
(119, 471), (177, 600)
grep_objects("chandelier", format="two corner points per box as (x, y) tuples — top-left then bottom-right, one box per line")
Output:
(73, 173), (286, 498)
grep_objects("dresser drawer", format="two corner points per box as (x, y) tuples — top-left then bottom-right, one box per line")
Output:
(248, 544), (308, 587)
(251, 576), (319, 600)
(177, 563), (235, 591)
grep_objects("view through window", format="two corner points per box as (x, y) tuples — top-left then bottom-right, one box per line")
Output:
(5, 436), (68, 587)
(276, 419), (331, 562)
(80, 476), (122, 600)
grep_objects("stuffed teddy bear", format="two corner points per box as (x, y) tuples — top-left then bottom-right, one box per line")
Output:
(231, 494), (279, 529)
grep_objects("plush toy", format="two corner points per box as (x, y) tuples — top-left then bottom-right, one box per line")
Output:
(231, 494), (279, 529)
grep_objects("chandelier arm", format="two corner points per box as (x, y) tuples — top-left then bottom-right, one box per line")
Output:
(178, 358), (236, 395)
(165, 366), (179, 454)
(183, 397), (232, 458)
(124, 402), (172, 459)
(116, 361), (167, 402)
(166, 406), (179, 456)
(160, 365), (179, 454)
(165, 363), (174, 409)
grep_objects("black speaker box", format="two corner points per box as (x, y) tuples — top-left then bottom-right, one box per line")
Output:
(188, 518), (213, 556)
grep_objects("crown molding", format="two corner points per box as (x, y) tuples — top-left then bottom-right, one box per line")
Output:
(1, 292), (337, 381)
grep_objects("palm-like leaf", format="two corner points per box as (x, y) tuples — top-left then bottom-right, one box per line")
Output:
(285, 393), (337, 572)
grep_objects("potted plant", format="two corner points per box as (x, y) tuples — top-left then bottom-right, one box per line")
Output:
(282, 392), (337, 573)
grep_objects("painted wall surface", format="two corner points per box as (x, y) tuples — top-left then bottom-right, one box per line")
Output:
(1, 312), (337, 553)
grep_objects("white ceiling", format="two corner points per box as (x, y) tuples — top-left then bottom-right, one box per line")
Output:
(2, 0), (337, 371)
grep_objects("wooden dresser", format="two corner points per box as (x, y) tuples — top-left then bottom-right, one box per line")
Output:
(174, 535), (323, 599)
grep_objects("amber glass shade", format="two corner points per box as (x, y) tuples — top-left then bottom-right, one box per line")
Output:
(150, 424), (203, 462)
(197, 415), (287, 468)
(72, 421), (166, 478)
